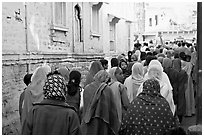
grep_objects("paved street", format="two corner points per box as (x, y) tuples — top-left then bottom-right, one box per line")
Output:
(181, 115), (197, 133)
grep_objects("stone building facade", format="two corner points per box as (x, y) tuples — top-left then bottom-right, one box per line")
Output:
(143, 2), (197, 42)
(2, 2), (137, 134)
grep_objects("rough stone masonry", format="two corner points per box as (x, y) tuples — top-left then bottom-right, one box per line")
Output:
(2, 53), (104, 135)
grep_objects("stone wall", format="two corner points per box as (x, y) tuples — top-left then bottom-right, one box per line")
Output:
(2, 53), (104, 135)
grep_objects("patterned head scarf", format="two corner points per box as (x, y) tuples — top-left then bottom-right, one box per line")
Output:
(142, 79), (161, 96)
(93, 70), (110, 83)
(43, 74), (67, 101)
(120, 78), (177, 135)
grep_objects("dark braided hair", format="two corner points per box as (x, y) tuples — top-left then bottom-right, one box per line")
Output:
(67, 70), (81, 96)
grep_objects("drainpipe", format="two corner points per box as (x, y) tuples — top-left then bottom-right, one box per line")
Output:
(72, 2), (75, 53)
(82, 2), (84, 53)
(196, 2), (202, 125)
(24, 2), (29, 73)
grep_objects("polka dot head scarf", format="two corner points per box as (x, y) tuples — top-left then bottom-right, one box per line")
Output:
(143, 79), (160, 96)
(120, 78), (177, 135)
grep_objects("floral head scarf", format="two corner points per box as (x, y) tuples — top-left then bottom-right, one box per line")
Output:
(43, 74), (67, 101)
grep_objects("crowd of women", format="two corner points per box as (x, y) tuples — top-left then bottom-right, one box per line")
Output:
(19, 40), (197, 135)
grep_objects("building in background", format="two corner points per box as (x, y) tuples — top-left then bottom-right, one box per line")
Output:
(142, 2), (197, 43)
(2, 2), (137, 134)
(102, 2), (137, 55)
(133, 2), (146, 43)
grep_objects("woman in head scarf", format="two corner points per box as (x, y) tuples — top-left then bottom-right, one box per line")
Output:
(131, 53), (138, 62)
(138, 60), (175, 115)
(178, 56), (195, 117)
(172, 58), (182, 71)
(148, 60), (173, 92)
(22, 74), (81, 135)
(19, 73), (33, 122)
(135, 50), (141, 62)
(162, 58), (177, 102)
(117, 54), (126, 62)
(21, 65), (51, 125)
(165, 58), (188, 123)
(119, 59), (129, 81)
(57, 67), (70, 83)
(126, 52), (141, 76)
(66, 70), (82, 115)
(162, 58), (172, 70)
(143, 55), (157, 75)
(124, 62), (144, 103)
(157, 56), (164, 64)
(84, 61), (104, 87)
(108, 67), (129, 126)
(120, 79), (178, 135)
(81, 70), (119, 134)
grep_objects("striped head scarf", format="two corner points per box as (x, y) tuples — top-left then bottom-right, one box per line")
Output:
(43, 74), (67, 101)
